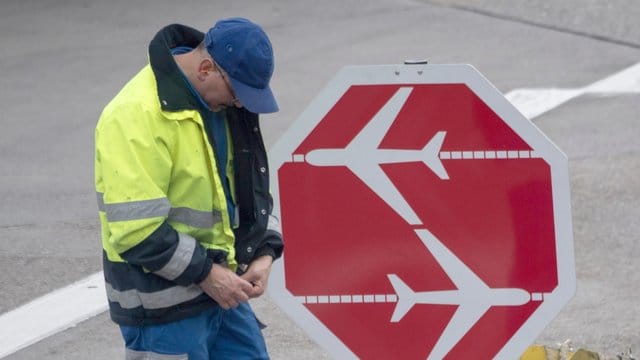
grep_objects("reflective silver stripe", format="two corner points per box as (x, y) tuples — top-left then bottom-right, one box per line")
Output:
(168, 207), (221, 229)
(97, 192), (106, 212)
(267, 214), (282, 234)
(103, 197), (171, 222)
(154, 233), (196, 281)
(233, 206), (240, 229)
(105, 282), (204, 310)
(97, 192), (221, 228)
(125, 349), (187, 360)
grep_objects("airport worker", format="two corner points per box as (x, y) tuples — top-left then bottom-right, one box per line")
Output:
(95, 17), (284, 359)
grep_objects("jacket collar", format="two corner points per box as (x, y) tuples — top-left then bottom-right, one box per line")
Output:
(148, 24), (205, 112)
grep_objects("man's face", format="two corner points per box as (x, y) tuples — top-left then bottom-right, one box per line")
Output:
(198, 59), (243, 112)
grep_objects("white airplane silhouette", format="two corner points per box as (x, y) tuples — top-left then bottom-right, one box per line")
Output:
(388, 228), (532, 360)
(305, 87), (448, 225)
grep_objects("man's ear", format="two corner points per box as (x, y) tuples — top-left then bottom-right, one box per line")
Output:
(197, 58), (215, 81)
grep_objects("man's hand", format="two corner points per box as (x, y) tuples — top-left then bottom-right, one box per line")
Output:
(199, 264), (253, 309)
(240, 255), (273, 299)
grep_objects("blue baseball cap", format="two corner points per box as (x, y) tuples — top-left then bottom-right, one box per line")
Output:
(204, 18), (278, 114)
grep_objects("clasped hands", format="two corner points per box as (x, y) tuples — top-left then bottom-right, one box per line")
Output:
(198, 255), (273, 310)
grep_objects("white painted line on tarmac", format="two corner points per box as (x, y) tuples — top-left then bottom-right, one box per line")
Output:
(586, 61), (640, 94)
(506, 61), (640, 119)
(0, 272), (107, 359)
(0, 61), (638, 358)
(505, 88), (584, 119)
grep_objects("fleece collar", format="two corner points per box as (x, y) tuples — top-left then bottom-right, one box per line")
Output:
(148, 24), (206, 112)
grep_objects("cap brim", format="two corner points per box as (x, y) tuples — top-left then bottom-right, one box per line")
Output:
(229, 77), (279, 114)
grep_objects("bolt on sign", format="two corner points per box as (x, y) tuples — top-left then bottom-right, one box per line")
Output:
(268, 64), (575, 359)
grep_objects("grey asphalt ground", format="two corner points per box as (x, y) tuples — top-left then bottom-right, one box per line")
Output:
(0, 0), (638, 359)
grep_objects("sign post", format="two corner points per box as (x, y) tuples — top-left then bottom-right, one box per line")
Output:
(269, 64), (575, 359)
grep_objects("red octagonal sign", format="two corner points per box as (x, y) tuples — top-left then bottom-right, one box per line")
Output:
(269, 65), (575, 359)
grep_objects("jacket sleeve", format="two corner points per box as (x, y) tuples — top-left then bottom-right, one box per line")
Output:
(96, 103), (211, 286)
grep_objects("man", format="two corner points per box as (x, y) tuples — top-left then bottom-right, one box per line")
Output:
(95, 18), (283, 359)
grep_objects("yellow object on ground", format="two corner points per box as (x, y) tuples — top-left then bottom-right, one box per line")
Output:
(569, 349), (601, 360)
(521, 345), (547, 360)
(520, 345), (601, 360)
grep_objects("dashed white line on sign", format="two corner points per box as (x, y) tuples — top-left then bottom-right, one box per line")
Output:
(296, 294), (398, 304)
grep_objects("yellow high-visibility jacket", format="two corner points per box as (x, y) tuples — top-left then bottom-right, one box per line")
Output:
(95, 24), (283, 326)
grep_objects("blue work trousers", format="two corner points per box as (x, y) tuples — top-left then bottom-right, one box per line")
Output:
(119, 303), (269, 359)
